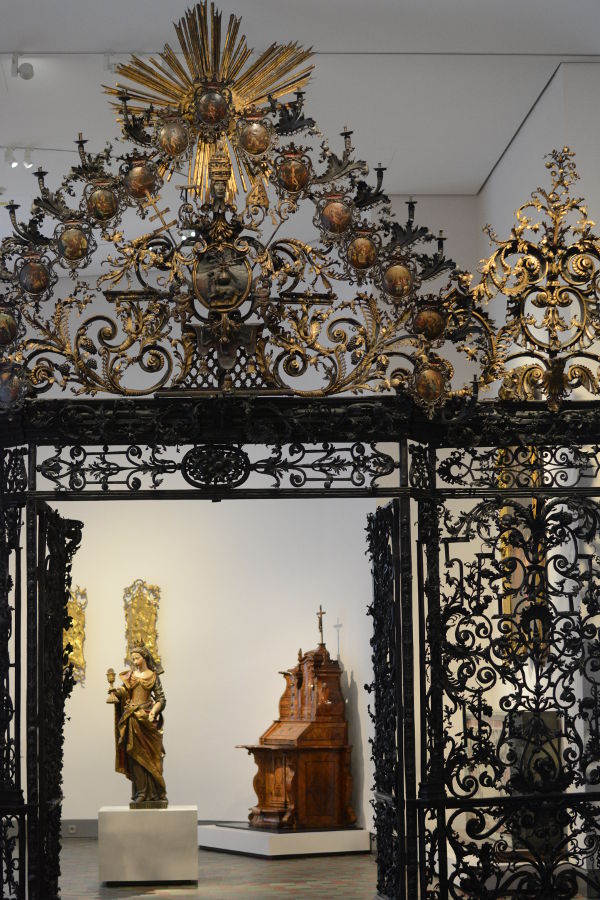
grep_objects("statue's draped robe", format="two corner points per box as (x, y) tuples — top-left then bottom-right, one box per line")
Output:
(113, 669), (166, 801)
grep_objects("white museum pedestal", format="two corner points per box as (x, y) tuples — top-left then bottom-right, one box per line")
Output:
(197, 823), (371, 857)
(98, 805), (198, 883)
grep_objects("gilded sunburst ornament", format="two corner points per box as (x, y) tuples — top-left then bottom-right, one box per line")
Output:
(105, 1), (313, 201)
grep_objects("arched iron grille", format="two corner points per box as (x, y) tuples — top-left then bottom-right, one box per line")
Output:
(2, 4), (600, 899)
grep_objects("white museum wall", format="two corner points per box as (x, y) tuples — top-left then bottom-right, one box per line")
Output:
(476, 63), (567, 258)
(478, 61), (600, 250)
(475, 60), (600, 403)
(561, 63), (600, 217)
(57, 497), (377, 830)
(390, 194), (479, 278)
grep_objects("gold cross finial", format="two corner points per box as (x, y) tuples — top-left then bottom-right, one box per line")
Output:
(317, 605), (326, 644)
(140, 196), (177, 236)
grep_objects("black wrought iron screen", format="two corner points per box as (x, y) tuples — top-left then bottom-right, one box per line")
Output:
(25, 501), (82, 900)
(0, 449), (27, 900)
(367, 491), (418, 900)
(369, 438), (600, 899)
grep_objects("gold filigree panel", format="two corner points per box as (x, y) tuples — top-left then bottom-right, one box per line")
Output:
(474, 147), (600, 410)
(123, 578), (162, 667)
(64, 586), (88, 684)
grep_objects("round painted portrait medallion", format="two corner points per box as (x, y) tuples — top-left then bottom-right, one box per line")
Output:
(415, 367), (445, 402)
(0, 366), (26, 410)
(88, 187), (118, 222)
(157, 120), (189, 157)
(413, 308), (446, 341)
(347, 236), (377, 270)
(124, 162), (157, 200)
(0, 309), (18, 346)
(277, 157), (310, 193)
(193, 245), (252, 311)
(320, 199), (352, 234)
(19, 261), (50, 295)
(382, 263), (413, 298)
(238, 121), (270, 156)
(58, 226), (89, 262)
(196, 90), (228, 124)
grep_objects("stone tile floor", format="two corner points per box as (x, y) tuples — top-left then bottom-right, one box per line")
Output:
(59, 839), (377, 899)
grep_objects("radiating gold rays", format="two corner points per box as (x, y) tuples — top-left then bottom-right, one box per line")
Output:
(104, 2), (313, 202)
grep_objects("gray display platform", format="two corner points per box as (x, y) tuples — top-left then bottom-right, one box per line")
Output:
(99, 805), (198, 883)
(198, 822), (370, 857)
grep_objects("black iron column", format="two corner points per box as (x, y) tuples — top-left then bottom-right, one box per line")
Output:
(418, 444), (448, 898)
(0, 449), (26, 900)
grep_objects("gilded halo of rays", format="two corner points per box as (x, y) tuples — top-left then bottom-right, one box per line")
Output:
(104, 1), (313, 203)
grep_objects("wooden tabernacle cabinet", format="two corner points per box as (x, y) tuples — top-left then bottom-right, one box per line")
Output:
(240, 635), (357, 830)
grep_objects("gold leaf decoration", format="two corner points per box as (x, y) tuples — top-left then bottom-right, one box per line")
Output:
(123, 578), (162, 668)
(64, 586), (88, 685)
(105, 1), (313, 201)
(474, 147), (600, 409)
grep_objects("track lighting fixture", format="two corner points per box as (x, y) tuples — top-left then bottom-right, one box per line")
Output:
(11, 53), (34, 80)
(4, 148), (18, 169)
(23, 149), (33, 169)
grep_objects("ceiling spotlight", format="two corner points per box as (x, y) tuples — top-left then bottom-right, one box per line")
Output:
(23, 149), (33, 169)
(4, 148), (18, 169)
(11, 53), (34, 80)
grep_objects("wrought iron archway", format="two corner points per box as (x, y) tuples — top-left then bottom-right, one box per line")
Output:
(2, 398), (600, 900)
(2, 3), (600, 900)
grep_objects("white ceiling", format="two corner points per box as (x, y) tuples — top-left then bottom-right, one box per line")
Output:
(3, 0), (600, 55)
(0, 0), (599, 222)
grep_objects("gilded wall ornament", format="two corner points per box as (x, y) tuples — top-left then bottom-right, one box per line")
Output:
(123, 579), (162, 669)
(63, 586), (88, 685)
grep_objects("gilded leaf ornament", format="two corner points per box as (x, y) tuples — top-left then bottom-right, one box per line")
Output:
(473, 147), (600, 410)
(104, 2), (314, 204)
(0, 4), (599, 415)
(63, 586), (88, 685)
(123, 579), (162, 669)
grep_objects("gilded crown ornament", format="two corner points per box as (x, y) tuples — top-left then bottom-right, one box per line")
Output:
(0, 5), (598, 416)
(208, 141), (233, 182)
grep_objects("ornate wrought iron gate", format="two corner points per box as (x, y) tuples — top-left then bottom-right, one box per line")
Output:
(367, 496), (417, 900)
(0, 464), (82, 900)
(0, 451), (26, 900)
(368, 439), (600, 900)
(26, 503), (82, 900)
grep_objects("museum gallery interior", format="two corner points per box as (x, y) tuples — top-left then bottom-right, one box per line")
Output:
(3, 1), (600, 899)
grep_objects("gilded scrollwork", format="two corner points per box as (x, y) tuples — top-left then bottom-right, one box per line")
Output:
(0, 1), (476, 415)
(123, 579), (162, 669)
(473, 147), (600, 409)
(1, 6), (595, 418)
(63, 586), (88, 685)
